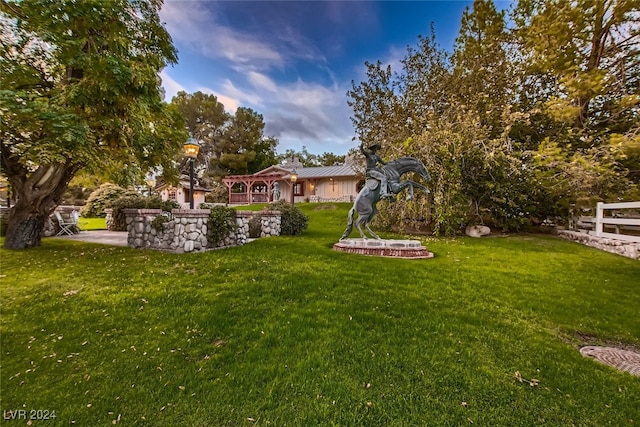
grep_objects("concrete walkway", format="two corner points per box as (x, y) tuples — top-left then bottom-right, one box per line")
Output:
(53, 230), (128, 247)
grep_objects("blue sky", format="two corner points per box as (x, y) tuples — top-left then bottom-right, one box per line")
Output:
(159, 1), (511, 156)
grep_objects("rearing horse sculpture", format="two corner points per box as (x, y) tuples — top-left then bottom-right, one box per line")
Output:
(340, 157), (431, 240)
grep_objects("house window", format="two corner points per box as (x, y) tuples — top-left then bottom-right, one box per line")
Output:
(168, 190), (177, 200)
(294, 182), (304, 196)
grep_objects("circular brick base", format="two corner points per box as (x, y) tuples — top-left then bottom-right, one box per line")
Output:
(333, 238), (434, 259)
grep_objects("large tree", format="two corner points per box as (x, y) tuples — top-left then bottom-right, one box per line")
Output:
(214, 107), (265, 175)
(452, 0), (514, 137)
(514, 0), (640, 207)
(170, 93), (279, 180)
(1, 0), (186, 249)
(170, 90), (228, 180)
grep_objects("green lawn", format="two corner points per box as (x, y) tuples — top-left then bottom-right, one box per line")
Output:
(78, 217), (107, 231)
(1, 203), (639, 426)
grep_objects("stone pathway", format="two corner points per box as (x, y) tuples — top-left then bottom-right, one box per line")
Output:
(53, 230), (128, 247)
(580, 346), (640, 376)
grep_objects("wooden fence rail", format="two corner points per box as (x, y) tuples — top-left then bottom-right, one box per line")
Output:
(592, 201), (640, 243)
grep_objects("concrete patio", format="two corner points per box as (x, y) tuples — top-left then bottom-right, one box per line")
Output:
(53, 230), (128, 247)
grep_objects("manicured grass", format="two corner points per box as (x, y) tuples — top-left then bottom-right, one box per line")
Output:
(1, 203), (639, 426)
(78, 217), (107, 231)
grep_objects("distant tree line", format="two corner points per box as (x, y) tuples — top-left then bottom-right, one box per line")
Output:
(349, 0), (639, 234)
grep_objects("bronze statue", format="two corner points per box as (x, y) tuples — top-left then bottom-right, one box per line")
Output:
(360, 143), (391, 199)
(341, 154), (431, 240)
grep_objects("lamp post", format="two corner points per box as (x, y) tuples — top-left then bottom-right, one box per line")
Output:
(183, 136), (200, 209)
(145, 178), (155, 197)
(290, 168), (298, 204)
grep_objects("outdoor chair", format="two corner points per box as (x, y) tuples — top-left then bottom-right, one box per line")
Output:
(54, 211), (77, 236)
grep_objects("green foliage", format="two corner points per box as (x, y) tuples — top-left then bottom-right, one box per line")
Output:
(109, 195), (179, 231)
(61, 185), (93, 206)
(0, 0), (187, 248)
(348, 0), (639, 234)
(268, 200), (309, 235)
(151, 214), (170, 232)
(207, 205), (238, 247)
(171, 93), (278, 180)
(204, 183), (228, 204)
(80, 183), (138, 218)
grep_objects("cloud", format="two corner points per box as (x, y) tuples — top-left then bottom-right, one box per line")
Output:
(159, 1), (358, 154)
(220, 79), (263, 106)
(247, 72), (277, 93)
(195, 85), (240, 113)
(258, 80), (355, 153)
(160, 69), (186, 101)
(160, 1), (283, 70)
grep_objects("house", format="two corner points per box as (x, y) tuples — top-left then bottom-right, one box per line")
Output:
(156, 178), (208, 208)
(222, 157), (363, 205)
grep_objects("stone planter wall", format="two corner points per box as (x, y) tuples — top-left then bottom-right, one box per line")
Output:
(105, 208), (115, 231)
(557, 229), (640, 260)
(125, 208), (281, 253)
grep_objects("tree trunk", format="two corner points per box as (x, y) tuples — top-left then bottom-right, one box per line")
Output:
(2, 163), (77, 249)
(3, 208), (47, 249)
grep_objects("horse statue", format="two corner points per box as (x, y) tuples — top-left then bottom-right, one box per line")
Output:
(340, 157), (431, 240)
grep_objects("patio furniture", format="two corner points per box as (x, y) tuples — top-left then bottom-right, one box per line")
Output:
(54, 211), (77, 236)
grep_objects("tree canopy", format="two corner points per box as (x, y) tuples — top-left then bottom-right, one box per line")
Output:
(349, 0), (639, 234)
(170, 91), (279, 182)
(1, 0), (186, 248)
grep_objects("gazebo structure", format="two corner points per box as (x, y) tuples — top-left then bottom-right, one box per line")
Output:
(222, 157), (361, 205)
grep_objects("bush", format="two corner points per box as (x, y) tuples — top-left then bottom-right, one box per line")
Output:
(207, 205), (237, 247)
(62, 185), (94, 206)
(109, 195), (179, 231)
(205, 183), (228, 203)
(268, 200), (308, 235)
(151, 214), (170, 231)
(80, 183), (138, 218)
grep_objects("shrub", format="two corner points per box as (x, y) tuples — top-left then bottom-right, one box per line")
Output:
(207, 205), (237, 247)
(109, 195), (179, 231)
(151, 214), (170, 231)
(268, 200), (308, 235)
(205, 183), (228, 203)
(80, 183), (138, 218)
(62, 185), (93, 206)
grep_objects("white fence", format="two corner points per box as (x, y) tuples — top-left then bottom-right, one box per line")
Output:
(589, 201), (640, 243)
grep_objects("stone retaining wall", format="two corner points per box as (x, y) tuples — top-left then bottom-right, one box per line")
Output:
(557, 229), (639, 260)
(309, 195), (353, 203)
(105, 208), (115, 231)
(125, 208), (281, 253)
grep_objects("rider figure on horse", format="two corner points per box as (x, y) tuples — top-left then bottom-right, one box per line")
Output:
(360, 142), (391, 199)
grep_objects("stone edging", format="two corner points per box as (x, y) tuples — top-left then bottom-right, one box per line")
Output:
(557, 230), (639, 260)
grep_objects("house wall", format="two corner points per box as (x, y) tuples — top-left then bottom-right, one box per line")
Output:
(159, 187), (206, 208)
(277, 178), (360, 203)
(313, 178), (359, 200)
